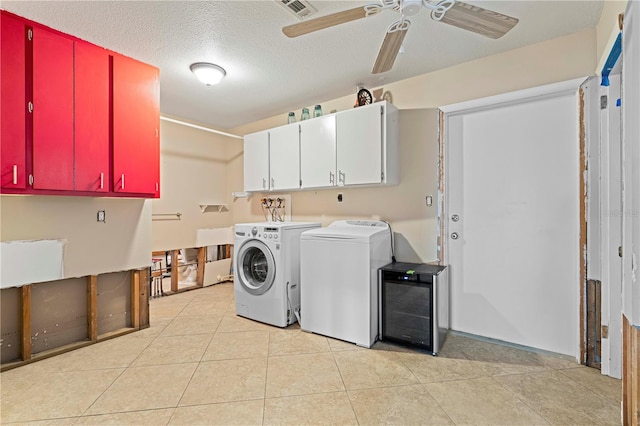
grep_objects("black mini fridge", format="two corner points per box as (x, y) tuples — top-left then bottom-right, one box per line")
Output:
(378, 262), (449, 355)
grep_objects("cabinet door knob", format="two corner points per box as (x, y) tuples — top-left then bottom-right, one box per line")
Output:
(12, 165), (18, 185)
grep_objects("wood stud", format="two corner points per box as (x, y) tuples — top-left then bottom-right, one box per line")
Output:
(88, 275), (98, 341)
(130, 270), (140, 329)
(2, 268), (147, 371)
(579, 88), (587, 365)
(171, 249), (179, 293)
(20, 285), (31, 361)
(197, 247), (206, 287)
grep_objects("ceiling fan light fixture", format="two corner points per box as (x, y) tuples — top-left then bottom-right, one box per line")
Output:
(190, 62), (226, 86)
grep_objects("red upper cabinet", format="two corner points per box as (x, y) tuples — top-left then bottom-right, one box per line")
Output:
(74, 42), (110, 192)
(0, 13), (27, 189)
(0, 12), (159, 198)
(31, 25), (74, 191)
(112, 54), (160, 196)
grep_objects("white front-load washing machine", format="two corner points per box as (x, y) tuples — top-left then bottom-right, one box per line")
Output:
(234, 222), (320, 327)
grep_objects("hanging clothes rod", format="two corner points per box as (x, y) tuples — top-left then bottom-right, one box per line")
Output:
(152, 212), (182, 220)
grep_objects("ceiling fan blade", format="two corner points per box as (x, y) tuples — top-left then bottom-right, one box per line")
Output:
(282, 6), (367, 38)
(372, 20), (410, 74)
(436, 1), (518, 39)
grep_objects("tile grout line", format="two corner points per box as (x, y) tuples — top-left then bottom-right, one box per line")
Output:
(330, 350), (361, 425)
(486, 374), (553, 425)
(262, 331), (271, 425)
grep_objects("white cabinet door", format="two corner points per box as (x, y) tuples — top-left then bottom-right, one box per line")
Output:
(269, 124), (300, 190)
(300, 115), (336, 188)
(336, 103), (383, 186)
(243, 131), (269, 192)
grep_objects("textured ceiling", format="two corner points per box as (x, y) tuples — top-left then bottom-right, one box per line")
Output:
(1, 0), (603, 131)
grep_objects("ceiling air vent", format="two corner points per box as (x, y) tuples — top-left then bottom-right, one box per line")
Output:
(277, 0), (317, 20)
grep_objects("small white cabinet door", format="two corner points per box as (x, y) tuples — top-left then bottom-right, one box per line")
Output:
(269, 124), (300, 190)
(300, 115), (336, 188)
(336, 103), (383, 186)
(243, 130), (269, 192)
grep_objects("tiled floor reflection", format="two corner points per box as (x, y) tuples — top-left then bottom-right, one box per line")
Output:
(1, 283), (622, 425)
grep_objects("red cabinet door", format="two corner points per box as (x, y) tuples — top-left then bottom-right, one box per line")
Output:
(112, 54), (159, 195)
(32, 26), (74, 190)
(75, 41), (109, 192)
(0, 13), (27, 190)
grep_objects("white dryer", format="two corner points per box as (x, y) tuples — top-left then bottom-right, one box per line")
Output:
(300, 220), (392, 347)
(234, 222), (320, 327)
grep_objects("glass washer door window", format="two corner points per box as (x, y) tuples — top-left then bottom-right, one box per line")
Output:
(237, 239), (276, 295)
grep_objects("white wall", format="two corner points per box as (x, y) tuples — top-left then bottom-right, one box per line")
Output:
(151, 119), (236, 251)
(229, 29), (597, 264)
(0, 119), (239, 282)
(0, 195), (151, 280)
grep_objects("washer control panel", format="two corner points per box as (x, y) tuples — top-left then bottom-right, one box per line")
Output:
(259, 226), (280, 241)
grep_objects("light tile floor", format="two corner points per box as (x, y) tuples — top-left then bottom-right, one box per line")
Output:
(1, 283), (622, 425)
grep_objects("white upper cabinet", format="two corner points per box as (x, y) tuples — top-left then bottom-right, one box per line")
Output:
(243, 101), (398, 192)
(300, 115), (336, 189)
(269, 124), (300, 190)
(336, 101), (398, 186)
(243, 130), (269, 192)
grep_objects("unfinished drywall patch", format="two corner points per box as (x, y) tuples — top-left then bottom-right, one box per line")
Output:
(97, 271), (131, 335)
(30, 277), (87, 355)
(0, 287), (20, 363)
(0, 239), (64, 288)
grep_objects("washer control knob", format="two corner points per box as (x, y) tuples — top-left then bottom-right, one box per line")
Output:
(251, 227), (258, 236)
(274, 234), (278, 240)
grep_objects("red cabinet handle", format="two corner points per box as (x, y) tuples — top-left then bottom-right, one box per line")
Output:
(12, 165), (17, 185)
(100, 173), (104, 189)
(121, 174), (125, 190)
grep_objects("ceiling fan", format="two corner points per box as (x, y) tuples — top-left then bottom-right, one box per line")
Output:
(282, 0), (519, 74)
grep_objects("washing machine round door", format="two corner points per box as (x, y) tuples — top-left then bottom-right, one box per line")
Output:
(237, 239), (276, 295)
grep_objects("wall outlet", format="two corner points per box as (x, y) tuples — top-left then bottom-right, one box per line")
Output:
(97, 210), (106, 222)
(337, 193), (343, 203)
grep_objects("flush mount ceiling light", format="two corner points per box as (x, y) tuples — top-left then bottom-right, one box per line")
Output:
(190, 62), (226, 86)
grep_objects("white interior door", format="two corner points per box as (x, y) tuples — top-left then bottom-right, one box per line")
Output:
(622, 0), (640, 327)
(600, 72), (623, 378)
(442, 79), (585, 357)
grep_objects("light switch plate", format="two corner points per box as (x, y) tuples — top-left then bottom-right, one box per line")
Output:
(97, 210), (106, 222)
